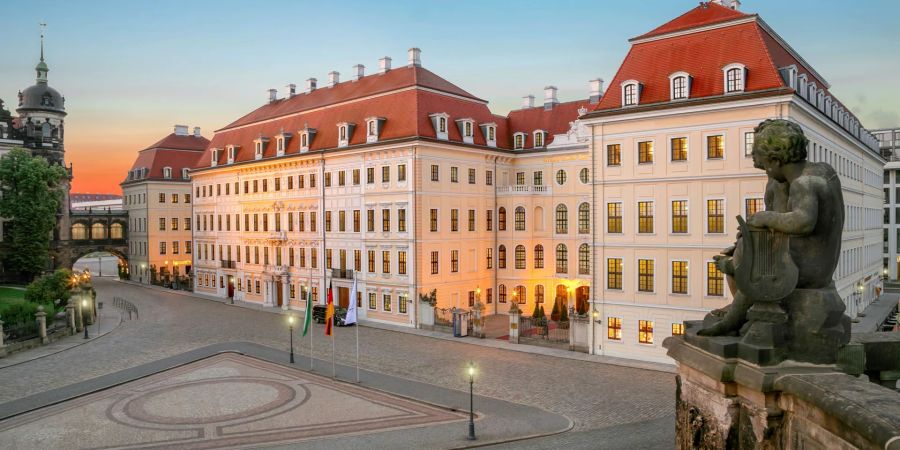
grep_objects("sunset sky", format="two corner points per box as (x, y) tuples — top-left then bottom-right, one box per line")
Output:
(2, 0), (898, 194)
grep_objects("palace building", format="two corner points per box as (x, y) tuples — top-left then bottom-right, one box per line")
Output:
(189, 49), (599, 326)
(581, 1), (884, 362)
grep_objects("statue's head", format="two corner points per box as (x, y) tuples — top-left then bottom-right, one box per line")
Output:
(752, 119), (808, 181)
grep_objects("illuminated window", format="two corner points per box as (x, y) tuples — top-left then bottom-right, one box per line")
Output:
(498, 245), (506, 269)
(707, 262), (724, 296)
(608, 317), (622, 340)
(744, 131), (755, 157)
(638, 320), (654, 344)
(556, 169), (567, 185)
(451, 250), (459, 272)
(672, 261), (688, 294)
(451, 209), (459, 232)
(534, 244), (544, 269)
(578, 244), (590, 275)
(555, 204), (568, 234)
(607, 258), (622, 290)
(745, 198), (764, 218)
(555, 244), (568, 274)
(707, 199), (725, 233)
(578, 203), (590, 234)
(672, 200), (688, 234)
(607, 144), (621, 166)
(638, 259), (654, 292)
(498, 207), (506, 231)
(515, 245), (526, 269)
(431, 251), (439, 274)
(672, 323), (685, 336)
(498, 284), (507, 303)
(515, 207), (526, 231)
(707, 135), (724, 159)
(638, 141), (653, 164)
(607, 203), (622, 233)
(638, 201), (654, 233)
(671, 137), (687, 161)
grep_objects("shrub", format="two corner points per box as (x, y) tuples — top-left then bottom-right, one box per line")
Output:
(532, 302), (542, 319)
(0, 299), (53, 326)
(24, 268), (73, 312)
(550, 301), (561, 321)
(559, 304), (569, 322)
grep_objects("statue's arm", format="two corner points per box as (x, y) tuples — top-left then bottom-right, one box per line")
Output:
(748, 178), (818, 235)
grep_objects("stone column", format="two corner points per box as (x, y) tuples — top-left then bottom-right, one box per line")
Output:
(36, 305), (48, 344)
(568, 306), (576, 351)
(508, 303), (521, 344)
(75, 296), (84, 332)
(282, 277), (290, 311)
(66, 298), (76, 335)
(0, 316), (7, 358)
(472, 301), (485, 338)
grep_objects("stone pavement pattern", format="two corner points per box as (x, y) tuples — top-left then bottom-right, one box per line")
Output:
(0, 278), (676, 446)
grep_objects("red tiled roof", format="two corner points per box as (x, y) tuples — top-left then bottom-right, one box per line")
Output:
(507, 100), (592, 149)
(124, 132), (209, 183)
(633, 2), (748, 41)
(143, 133), (210, 152)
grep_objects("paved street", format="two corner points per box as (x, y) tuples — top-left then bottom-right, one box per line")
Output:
(0, 278), (676, 448)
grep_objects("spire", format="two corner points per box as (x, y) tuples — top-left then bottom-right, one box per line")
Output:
(36, 21), (48, 83)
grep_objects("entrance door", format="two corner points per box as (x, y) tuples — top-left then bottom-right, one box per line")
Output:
(276, 281), (284, 307)
(338, 287), (349, 309)
(553, 285), (568, 320)
(227, 276), (235, 298)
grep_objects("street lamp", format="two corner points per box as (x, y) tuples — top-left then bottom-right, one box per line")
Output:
(467, 362), (476, 440)
(288, 315), (295, 364)
(82, 299), (89, 339)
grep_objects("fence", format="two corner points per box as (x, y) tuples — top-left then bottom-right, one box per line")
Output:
(519, 316), (570, 347)
(113, 297), (139, 320)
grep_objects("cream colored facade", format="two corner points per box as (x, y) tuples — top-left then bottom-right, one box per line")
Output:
(123, 180), (194, 283)
(585, 95), (884, 364)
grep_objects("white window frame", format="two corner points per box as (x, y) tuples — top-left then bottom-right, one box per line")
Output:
(163, 167), (172, 179)
(703, 131), (727, 161)
(533, 130), (546, 148)
(704, 197), (727, 235)
(455, 118), (475, 144)
(253, 137), (267, 160)
(621, 79), (640, 106)
(705, 259), (728, 298)
(668, 72), (691, 100)
(481, 123), (497, 148)
(669, 197), (689, 236)
(210, 149), (219, 167)
(636, 199), (655, 235)
(722, 63), (746, 94)
(636, 257), (656, 294)
(669, 259), (690, 296)
(668, 135), (689, 162)
(181, 168), (190, 180)
(429, 113), (450, 141)
(513, 132), (526, 149)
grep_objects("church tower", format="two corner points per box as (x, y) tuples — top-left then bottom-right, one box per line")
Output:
(16, 23), (67, 165)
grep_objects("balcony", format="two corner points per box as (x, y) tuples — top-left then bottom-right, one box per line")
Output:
(331, 268), (355, 280)
(221, 260), (237, 269)
(497, 185), (551, 194)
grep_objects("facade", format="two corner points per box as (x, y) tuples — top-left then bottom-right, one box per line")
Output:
(876, 127), (900, 280)
(581, 2), (884, 363)
(190, 50), (600, 326)
(122, 125), (207, 284)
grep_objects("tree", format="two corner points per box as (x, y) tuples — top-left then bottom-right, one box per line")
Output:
(0, 148), (68, 281)
(24, 268), (74, 311)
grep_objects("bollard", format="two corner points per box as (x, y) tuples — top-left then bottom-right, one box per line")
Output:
(508, 303), (521, 344)
(66, 298), (76, 335)
(472, 301), (485, 338)
(36, 305), (48, 344)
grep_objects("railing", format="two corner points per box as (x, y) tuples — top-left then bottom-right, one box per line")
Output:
(496, 185), (551, 194)
(331, 268), (354, 280)
(113, 297), (139, 320)
(519, 316), (570, 345)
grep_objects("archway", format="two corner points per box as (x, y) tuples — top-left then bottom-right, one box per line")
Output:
(551, 284), (568, 321)
(71, 248), (127, 278)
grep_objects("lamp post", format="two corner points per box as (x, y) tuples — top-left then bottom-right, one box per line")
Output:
(82, 299), (89, 339)
(140, 263), (146, 284)
(467, 362), (476, 440)
(288, 315), (295, 363)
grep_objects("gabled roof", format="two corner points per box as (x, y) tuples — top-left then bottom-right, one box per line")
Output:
(123, 132), (208, 184)
(633, 2), (748, 41)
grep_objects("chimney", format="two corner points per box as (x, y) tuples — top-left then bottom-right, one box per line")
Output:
(268, 88), (277, 103)
(328, 71), (340, 87)
(408, 47), (421, 67)
(193, 127), (201, 137)
(353, 64), (365, 81)
(522, 95), (535, 109)
(287, 83), (297, 97)
(543, 86), (558, 110)
(306, 78), (317, 93)
(589, 78), (604, 104)
(379, 56), (392, 74)
(174, 125), (188, 136)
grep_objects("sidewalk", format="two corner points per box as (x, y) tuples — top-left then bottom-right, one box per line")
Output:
(852, 293), (899, 333)
(115, 279), (675, 374)
(0, 309), (123, 370)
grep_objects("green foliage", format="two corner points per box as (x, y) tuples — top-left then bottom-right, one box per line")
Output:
(532, 303), (545, 319)
(550, 300), (561, 321)
(0, 148), (68, 280)
(418, 289), (437, 307)
(559, 303), (569, 322)
(24, 268), (73, 312)
(0, 298), (53, 326)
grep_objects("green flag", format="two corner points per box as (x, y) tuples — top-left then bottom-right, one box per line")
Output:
(302, 286), (313, 337)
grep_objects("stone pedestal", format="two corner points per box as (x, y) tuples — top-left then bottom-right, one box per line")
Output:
(66, 299), (76, 335)
(36, 306), (48, 344)
(472, 301), (485, 338)
(508, 303), (521, 344)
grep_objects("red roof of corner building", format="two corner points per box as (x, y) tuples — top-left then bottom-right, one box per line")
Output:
(124, 132), (209, 182)
(633, 2), (749, 41)
(508, 100), (592, 149)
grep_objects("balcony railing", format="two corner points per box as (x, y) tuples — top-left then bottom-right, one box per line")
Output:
(331, 268), (354, 280)
(496, 185), (551, 194)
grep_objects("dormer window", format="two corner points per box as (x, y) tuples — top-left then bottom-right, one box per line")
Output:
(226, 145), (238, 164)
(513, 132), (526, 150)
(723, 63), (746, 94)
(298, 127), (317, 152)
(275, 130), (292, 156)
(182, 168), (190, 180)
(210, 148), (220, 167)
(455, 118), (475, 144)
(669, 72), (691, 100)
(621, 80), (641, 106)
(253, 135), (269, 160)
(429, 113), (450, 140)
(479, 123), (497, 148)
(336, 122), (356, 148)
(163, 167), (172, 179)
(533, 130), (546, 148)
(365, 117), (386, 143)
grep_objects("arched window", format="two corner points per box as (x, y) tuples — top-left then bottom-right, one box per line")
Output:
(498, 284), (507, 303)
(515, 245), (526, 269)
(91, 223), (107, 240)
(110, 223), (124, 239)
(575, 286), (590, 315)
(723, 64), (746, 93)
(670, 74), (689, 100)
(498, 207), (507, 231)
(163, 167), (172, 179)
(579, 244), (591, 275)
(578, 202), (590, 234)
(579, 167), (590, 184)
(556, 169), (567, 185)
(515, 206), (526, 231)
(622, 80), (640, 106)
(534, 244), (544, 269)
(556, 244), (568, 274)
(534, 206), (544, 231)
(71, 223), (87, 240)
(514, 285), (526, 304)
(535, 285), (544, 304)
(498, 245), (507, 269)
(556, 204), (568, 234)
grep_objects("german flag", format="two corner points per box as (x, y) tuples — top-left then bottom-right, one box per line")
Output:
(324, 281), (334, 336)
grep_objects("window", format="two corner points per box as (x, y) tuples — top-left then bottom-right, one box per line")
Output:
(498, 284), (507, 303)
(451, 250), (459, 272)
(353, 169), (360, 185)
(671, 137), (687, 161)
(368, 292), (376, 310)
(430, 251), (439, 274)
(158, 193), (166, 203)
(707, 199), (724, 233)
(535, 285), (544, 304)
(172, 193), (179, 203)
(534, 244), (544, 269)
(486, 170), (493, 186)
(638, 201), (654, 233)
(398, 251), (407, 275)
(486, 209), (493, 231)
(578, 244), (590, 275)
(171, 218), (179, 230)
(514, 285), (526, 304)
(534, 131), (545, 148)
(368, 250), (376, 273)
(707, 262), (724, 296)
(468, 210), (475, 232)
(555, 244), (568, 274)
(555, 204), (568, 234)
(638, 259), (654, 292)
(744, 131), (755, 157)
(498, 245), (506, 269)
(450, 167), (458, 183)
(451, 209), (459, 232)
(672, 261), (688, 294)
(672, 323), (685, 336)
(672, 200), (688, 234)
(353, 210), (360, 232)
(623, 82), (639, 106)
(382, 251), (391, 274)
(325, 172), (332, 187)
(515, 245), (526, 269)
(514, 133), (525, 149)
(159, 217), (166, 231)
(398, 164), (407, 182)
(671, 74), (688, 100)
(383, 294), (392, 312)
(430, 209), (438, 232)
(382, 166), (390, 183)
(431, 164), (439, 182)
(486, 247), (493, 269)
(382, 209), (391, 232)
(638, 141), (653, 164)
(368, 210), (375, 232)
(163, 167), (172, 179)
(724, 64), (745, 93)
(468, 168), (475, 184)
(638, 320), (654, 344)
(398, 209), (406, 232)
(607, 317), (622, 340)
(707, 135), (724, 159)
(555, 170), (567, 185)
(399, 294), (408, 314)
(516, 172), (525, 186)
(367, 167), (375, 184)
(745, 198), (764, 217)
(607, 203), (623, 233)
(515, 207), (526, 231)
(533, 171), (543, 186)
(159, 241), (167, 255)
(498, 207), (506, 231)
(579, 168), (589, 184)
(607, 144), (621, 166)
(607, 258), (623, 290)
(578, 203), (590, 234)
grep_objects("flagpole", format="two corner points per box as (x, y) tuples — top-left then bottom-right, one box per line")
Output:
(309, 279), (313, 371)
(355, 310), (360, 383)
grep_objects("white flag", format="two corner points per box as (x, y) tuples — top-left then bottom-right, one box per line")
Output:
(345, 277), (358, 325)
